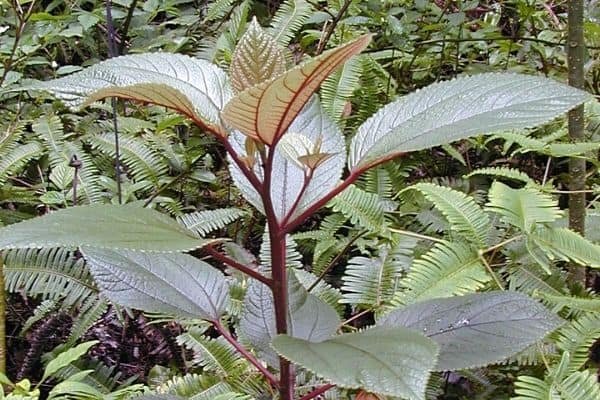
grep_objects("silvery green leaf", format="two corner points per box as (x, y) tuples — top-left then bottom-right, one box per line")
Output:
(22, 53), (232, 129)
(0, 204), (206, 252)
(82, 248), (229, 321)
(379, 291), (563, 371)
(271, 326), (438, 400)
(229, 97), (345, 221)
(239, 269), (340, 366)
(349, 73), (591, 169)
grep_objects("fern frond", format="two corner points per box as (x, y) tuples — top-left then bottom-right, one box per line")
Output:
(294, 269), (344, 314)
(21, 299), (58, 334)
(465, 167), (538, 186)
(67, 297), (109, 345)
(259, 229), (303, 269)
(3, 248), (98, 309)
(89, 133), (168, 184)
(157, 374), (236, 399)
(393, 242), (490, 305)
(0, 142), (43, 185)
(406, 183), (490, 246)
(341, 245), (411, 309)
(268, 0), (313, 46)
(553, 313), (600, 372)
(512, 375), (555, 400)
(506, 262), (566, 297)
(321, 56), (361, 124)
(177, 328), (246, 374)
(359, 165), (395, 199)
(32, 117), (102, 203)
(486, 182), (563, 232)
(177, 208), (246, 237)
(329, 184), (386, 233)
(530, 226), (600, 268)
(557, 369), (600, 400)
(203, 0), (237, 22)
(537, 293), (600, 314)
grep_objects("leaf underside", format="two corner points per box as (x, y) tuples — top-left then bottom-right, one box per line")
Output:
(379, 291), (564, 371)
(82, 248), (229, 320)
(0, 204), (206, 252)
(271, 326), (438, 400)
(349, 73), (591, 169)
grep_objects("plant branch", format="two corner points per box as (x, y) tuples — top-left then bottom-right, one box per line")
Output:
(388, 228), (447, 244)
(299, 384), (336, 400)
(260, 146), (294, 400)
(118, 0), (138, 54)
(307, 229), (366, 292)
(280, 167), (314, 228)
(204, 244), (273, 286)
(213, 321), (279, 387)
(283, 168), (363, 233)
(0, 0), (37, 87)
(315, 0), (352, 55)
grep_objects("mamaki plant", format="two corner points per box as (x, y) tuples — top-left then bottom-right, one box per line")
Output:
(0, 20), (594, 400)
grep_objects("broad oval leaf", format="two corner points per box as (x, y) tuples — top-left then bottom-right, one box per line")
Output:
(81, 248), (229, 321)
(23, 53), (232, 131)
(239, 269), (340, 366)
(42, 340), (99, 382)
(271, 326), (438, 400)
(230, 18), (286, 93)
(0, 204), (207, 252)
(349, 73), (591, 170)
(222, 34), (371, 145)
(229, 97), (346, 221)
(379, 291), (564, 371)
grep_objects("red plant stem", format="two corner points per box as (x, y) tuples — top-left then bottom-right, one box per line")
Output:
(219, 136), (264, 195)
(260, 147), (295, 400)
(299, 384), (336, 400)
(280, 167), (315, 228)
(204, 244), (273, 287)
(213, 321), (279, 387)
(283, 168), (363, 233)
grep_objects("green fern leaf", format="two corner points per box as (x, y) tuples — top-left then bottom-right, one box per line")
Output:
(321, 56), (361, 124)
(0, 142), (43, 185)
(177, 328), (246, 375)
(88, 133), (168, 184)
(268, 0), (313, 46)
(529, 226), (600, 268)
(394, 242), (490, 305)
(407, 183), (490, 246)
(553, 313), (600, 372)
(329, 184), (387, 233)
(3, 248), (98, 308)
(486, 182), (562, 232)
(177, 208), (246, 237)
(464, 167), (538, 186)
(341, 244), (412, 309)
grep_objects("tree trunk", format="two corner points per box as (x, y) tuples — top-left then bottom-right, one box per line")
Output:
(567, 0), (587, 286)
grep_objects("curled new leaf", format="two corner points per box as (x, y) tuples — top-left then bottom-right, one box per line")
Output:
(222, 34), (372, 145)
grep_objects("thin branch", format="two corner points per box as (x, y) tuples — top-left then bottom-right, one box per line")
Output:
(213, 321), (279, 387)
(299, 384), (336, 400)
(388, 228), (447, 244)
(118, 0), (138, 54)
(0, 0), (37, 87)
(280, 167), (314, 228)
(315, 0), (352, 55)
(204, 244), (273, 287)
(307, 230), (366, 292)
